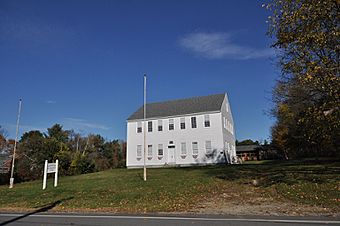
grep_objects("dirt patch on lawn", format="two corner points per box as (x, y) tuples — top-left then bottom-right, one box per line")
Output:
(190, 182), (339, 217)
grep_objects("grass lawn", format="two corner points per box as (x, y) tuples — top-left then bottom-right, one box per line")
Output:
(0, 160), (339, 213)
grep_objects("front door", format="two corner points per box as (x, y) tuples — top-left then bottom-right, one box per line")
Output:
(167, 147), (175, 165)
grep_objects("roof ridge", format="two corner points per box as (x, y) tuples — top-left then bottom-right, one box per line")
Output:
(146, 93), (226, 105)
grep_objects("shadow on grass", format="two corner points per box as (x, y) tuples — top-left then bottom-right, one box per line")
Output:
(0, 196), (74, 226)
(203, 159), (340, 187)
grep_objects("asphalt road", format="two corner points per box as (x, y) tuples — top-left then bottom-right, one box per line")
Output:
(0, 213), (339, 226)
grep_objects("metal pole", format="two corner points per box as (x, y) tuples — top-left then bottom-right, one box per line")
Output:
(143, 74), (147, 181)
(9, 98), (22, 189)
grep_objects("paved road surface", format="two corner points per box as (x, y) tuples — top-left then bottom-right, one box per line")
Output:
(1, 213), (339, 226)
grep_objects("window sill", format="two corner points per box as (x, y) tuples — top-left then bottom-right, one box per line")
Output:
(180, 155), (186, 159)
(137, 157), (142, 161)
(147, 157), (152, 160)
(192, 154), (198, 158)
(158, 156), (163, 160)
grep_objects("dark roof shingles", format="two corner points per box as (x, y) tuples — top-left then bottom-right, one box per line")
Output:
(127, 93), (225, 120)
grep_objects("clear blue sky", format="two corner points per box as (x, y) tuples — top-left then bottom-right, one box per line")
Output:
(0, 0), (278, 142)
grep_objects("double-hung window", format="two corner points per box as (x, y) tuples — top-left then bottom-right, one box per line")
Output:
(181, 142), (187, 156)
(192, 142), (198, 155)
(191, 117), (197, 128)
(137, 145), (142, 158)
(137, 122), (142, 133)
(204, 115), (210, 127)
(169, 119), (174, 130)
(148, 121), (153, 132)
(158, 120), (163, 131)
(158, 144), (163, 156)
(180, 118), (185, 129)
(205, 140), (212, 154)
(148, 145), (153, 157)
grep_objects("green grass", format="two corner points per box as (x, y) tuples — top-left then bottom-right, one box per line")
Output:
(0, 160), (339, 213)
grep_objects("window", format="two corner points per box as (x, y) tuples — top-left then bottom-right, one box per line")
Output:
(191, 117), (197, 128)
(223, 117), (226, 129)
(137, 122), (142, 133)
(192, 142), (198, 155)
(148, 121), (152, 132)
(169, 119), (174, 130)
(137, 145), (142, 158)
(226, 102), (229, 112)
(158, 120), (163, 131)
(204, 115), (210, 127)
(180, 118), (185, 129)
(205, 140), (212, 154)
(181, 142), (187, 156)
(148, 145), (153, 157)
(158, 144), (163, 156)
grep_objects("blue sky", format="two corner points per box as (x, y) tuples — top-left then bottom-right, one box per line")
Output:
(0, 0), (278, 142)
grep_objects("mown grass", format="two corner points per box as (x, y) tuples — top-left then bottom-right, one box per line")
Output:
(0, 160), (339, 212)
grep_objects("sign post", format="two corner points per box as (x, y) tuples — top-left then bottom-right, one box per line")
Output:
(43, 159), (59, 190)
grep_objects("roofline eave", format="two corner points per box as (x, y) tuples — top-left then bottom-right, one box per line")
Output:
(126, 110), (222, 122)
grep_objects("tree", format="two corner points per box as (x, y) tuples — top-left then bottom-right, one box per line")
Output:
(47, 124), (69, 143)
(265, 0), (340, 158)
(16, 131), (46, 180)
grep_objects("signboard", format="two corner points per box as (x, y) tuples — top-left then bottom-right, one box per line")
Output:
(47, 163), (56, 173)
(42, 160), (58, 190)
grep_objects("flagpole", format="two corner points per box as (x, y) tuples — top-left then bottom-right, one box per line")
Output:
(9, 98), (22, 189)
(143, 74), (147, 181)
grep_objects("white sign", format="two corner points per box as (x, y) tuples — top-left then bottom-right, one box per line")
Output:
(47, 163), (56, 173)
(43, 159), (59, 190)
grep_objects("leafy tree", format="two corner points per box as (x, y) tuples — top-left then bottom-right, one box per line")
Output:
(47, 124), (69, 143)
(265, 0), (340, 158)
(17, 131), (46, 180)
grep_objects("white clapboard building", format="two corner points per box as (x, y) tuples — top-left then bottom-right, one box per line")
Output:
(126, 93), (236, 168)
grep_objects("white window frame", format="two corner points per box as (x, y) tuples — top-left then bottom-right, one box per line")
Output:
(192, 142), (198, 155)
(181, 142), (187, 156)
(137, 145), (142, 158)
(205, 140), (212, 154)
(180, 117), (185, 129)
(148, 144), (153, 157)
(137, 122), (142, 133)
(169, 119), (174, 130)
(204, 114), (210, 127)
(148, 121), (153, 132)
(158, 144), (163, 156)
(158, 120), (163, 131)
(191, 117), (197, 128)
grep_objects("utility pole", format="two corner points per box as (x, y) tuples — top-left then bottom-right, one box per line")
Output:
(9, 98), (22, 189)
(143, 74), (147, 181)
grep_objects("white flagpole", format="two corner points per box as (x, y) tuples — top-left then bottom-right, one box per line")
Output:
(143, 74), (147, 181)
(9, 98), (22, 189)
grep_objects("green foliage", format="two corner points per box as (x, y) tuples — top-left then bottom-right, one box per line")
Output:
(14, 124), (126, 182)
(70, 152), (95, 175)
(47, 124), (69, 143)
(265, 0), (340, 158)
(236, 139), (260, 146)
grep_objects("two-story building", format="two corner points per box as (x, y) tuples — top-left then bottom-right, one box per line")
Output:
(126, 93), (236, 168)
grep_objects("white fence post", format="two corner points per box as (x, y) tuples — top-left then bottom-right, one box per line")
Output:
(54, 159), (58, 187)
(43, 160), (48, 190)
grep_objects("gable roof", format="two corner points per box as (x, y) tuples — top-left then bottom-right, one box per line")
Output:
(236, 145), (261, 152)
(127, 93), (226, 121)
